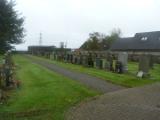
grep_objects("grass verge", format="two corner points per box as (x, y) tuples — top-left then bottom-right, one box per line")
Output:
(29, 55), (160, 87)
(0, 55), (98, 120)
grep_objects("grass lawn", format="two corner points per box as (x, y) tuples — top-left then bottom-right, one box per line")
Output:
(29, 55), (160, 88)
(0, 55), (98, 120)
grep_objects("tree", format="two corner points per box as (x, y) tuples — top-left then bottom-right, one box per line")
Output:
(80, 32), (102, 51)
(0, 0), (25, 53)
(106, 28), (122, 49)
(80, 29), (121, 51)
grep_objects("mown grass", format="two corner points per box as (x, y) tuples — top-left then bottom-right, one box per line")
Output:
(29, 55), (160, 87)
(0, 55), (98, 120)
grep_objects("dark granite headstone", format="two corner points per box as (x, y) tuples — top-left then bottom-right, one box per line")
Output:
(149, 55), (155, 69)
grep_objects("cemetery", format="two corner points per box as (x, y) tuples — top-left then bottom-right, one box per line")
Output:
(1, 33), (160, 120)
(26, 31), (160, 87)
(1, 0), (160, 119)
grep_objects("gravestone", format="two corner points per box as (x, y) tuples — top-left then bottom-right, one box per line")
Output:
(66, 54), (70, 62)
(93, 53), (97, 68)
(105, 61), (110, 70)
(94, 61), (96, 68)
(118, 52), (128, 73)
(115, 61), (123, 73)
(95, 58), (101, 69)
(138, 54), (150, 77)
(76, 56), (80, 64)
(55, 54), (58, 60)
(88, 56), (94, 67)
(149, 55), (154, 69)
(50, 53), (55, 60)
(106, 53), (114, 71)
(82, 56), (87, 66)
(70, 54), (73, 63)
(102, 59), (106, 69)
(72, 56), (76, 64)
(79, 56), (83, 65)
(63, 54), (68, 63)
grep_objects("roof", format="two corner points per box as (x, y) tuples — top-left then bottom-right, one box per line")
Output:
(111, 31), (160, 52)
(111, 37), (133, 51)
(28, 45), (56, 52)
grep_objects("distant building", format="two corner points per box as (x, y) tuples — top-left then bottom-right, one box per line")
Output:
(111, 31), (160, 55)
(28, 45), (56, 56)
(111, 31), (160, 62)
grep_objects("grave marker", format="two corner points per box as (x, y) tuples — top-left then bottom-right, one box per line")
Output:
(118, 52), (128, 73)
(138, 54), (150, 77)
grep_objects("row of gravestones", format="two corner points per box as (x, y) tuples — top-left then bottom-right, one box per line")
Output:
(50, 51), (126, 72)
(51, 51), (154, 78)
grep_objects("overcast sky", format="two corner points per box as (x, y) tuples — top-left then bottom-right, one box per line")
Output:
(14, 0), (160, 50)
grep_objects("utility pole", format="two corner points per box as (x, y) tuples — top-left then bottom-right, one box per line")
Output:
(39, 33), (42, 46)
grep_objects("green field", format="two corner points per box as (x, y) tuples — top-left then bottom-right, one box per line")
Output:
(0, 55), (98, 120)
(30, 55), (160, 87)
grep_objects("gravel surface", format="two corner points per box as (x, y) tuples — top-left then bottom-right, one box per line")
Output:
(66, 83), (160, 120)
(26, 55), (124, 93)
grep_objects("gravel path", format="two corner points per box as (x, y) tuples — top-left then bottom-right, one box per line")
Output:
(25, 55), (124, 93)
(66, 83), (160, 120)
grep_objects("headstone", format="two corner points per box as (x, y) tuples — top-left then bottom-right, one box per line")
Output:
(55, 54), (58, 60)
(115, 61), (123, 73)
(79, 56), (83, 65)
(95, 58), (101, 69)
(66, 54), (70, 62)
(82, 56), (88, 67)
(138, 54), (150, 77)
(118, 52), (128, 73)
(105, 61), (110, 70)
(50, 53), (54, 60)
(102, 59), (106, 69)
(72, 56), (76, 64)
(94, 61), (96, 68)
(70, 55), (73, 63)
(149, 55), (154, 69)
(106, 54), (114, 71)
(76, 56), (80, 64)
(88, 56), (93, 67)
